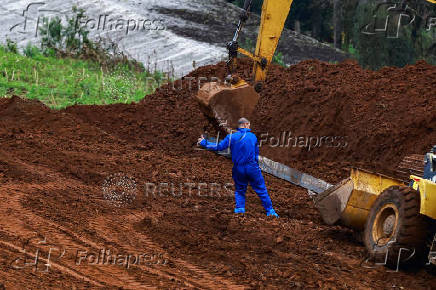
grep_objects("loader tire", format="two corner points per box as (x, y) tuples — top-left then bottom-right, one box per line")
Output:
(363, 186), (429, 268)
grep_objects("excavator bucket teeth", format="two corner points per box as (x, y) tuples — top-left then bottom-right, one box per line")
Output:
(196, 82), (260, 129)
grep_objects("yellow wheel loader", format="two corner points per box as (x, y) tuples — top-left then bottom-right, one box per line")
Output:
(196, 0), (294, 129)
(315, 147), (436, 267)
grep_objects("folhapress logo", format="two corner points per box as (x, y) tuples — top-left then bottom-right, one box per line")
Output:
(9, 2), (166, 37)
(9, 2), (63, 36)
(362, 2), (436, 38)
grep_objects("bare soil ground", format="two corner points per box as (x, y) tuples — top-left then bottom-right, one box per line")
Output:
(0, 58), (435, 289)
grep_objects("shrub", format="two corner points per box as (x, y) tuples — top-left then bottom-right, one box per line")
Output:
(273, 51), (286, 66)
(23, 43), (42, 58)
(6, 39), (18, 54)
(39, 16), (63, 52)
(39, 6), (90, 55)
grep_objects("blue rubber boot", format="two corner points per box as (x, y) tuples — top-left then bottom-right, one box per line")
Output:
(266, 208), (279, 218)
(234, 208), (246, 214)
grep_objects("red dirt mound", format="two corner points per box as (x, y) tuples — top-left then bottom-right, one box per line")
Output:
(1, 58), (435, 288)
(1, 95), (435, 289)
(65, 58), (435, 182)
(65, 69), (225, 155)
(252, 59), (436, 179)
(124, 58), (433, 181)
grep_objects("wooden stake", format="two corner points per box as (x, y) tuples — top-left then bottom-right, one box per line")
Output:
(101, 66), (104, 87)
(50, 89), (57, 107)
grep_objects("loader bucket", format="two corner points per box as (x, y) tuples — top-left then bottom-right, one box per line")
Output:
(314, 168), (404, 230)
(196, 82), (260, 129)
(314, 178), (354, 226)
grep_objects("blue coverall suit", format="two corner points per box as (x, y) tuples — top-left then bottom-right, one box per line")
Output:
(200, 128), (277, 215)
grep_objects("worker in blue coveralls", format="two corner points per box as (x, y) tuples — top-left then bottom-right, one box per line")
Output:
(198, 117), (279, 217)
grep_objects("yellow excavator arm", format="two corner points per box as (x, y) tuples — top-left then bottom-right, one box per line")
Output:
(228, 0), (294, 91)
(196, 0), (293, 128)
(239, 0), (293, 87)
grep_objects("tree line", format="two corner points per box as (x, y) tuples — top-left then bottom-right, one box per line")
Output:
(231, 0), (436, 69)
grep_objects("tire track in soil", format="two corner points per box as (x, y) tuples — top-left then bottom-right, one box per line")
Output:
(0, 179), (243, 288)
(88, 215), (245, 289)
(0, 240), (105, 287)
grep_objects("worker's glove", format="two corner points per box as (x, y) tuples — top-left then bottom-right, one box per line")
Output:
(266, 208), (279, 218)
(197, 135), (205, 146)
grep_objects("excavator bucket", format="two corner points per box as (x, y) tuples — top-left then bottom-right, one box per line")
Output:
(196, 82), (260, 129)
(314, 168), (403, 230)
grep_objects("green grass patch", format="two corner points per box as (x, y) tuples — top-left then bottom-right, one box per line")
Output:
(0, 46), (163, 109)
